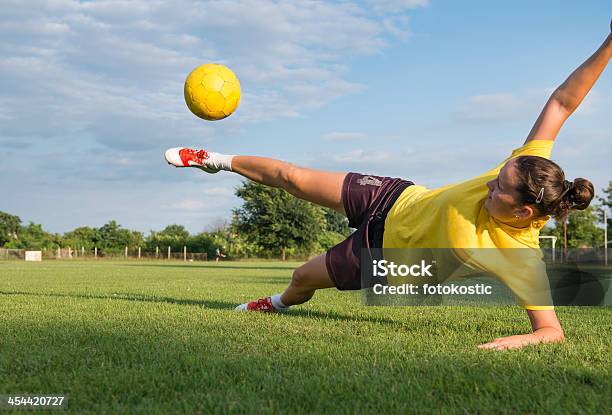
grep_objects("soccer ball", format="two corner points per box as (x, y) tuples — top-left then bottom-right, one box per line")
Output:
(184, 63), (241, 121)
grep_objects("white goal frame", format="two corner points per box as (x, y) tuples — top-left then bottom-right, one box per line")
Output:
(538, 236), (557, 264)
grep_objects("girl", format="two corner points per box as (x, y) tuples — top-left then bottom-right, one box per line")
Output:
(165, 23), (611, 350)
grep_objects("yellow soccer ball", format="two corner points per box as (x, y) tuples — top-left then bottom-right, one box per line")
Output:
(184, 63), (241, 121)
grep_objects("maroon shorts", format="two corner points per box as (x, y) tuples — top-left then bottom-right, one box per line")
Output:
(325, 173), (414, 290)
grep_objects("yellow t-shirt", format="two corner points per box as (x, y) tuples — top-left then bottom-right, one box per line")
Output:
(383, 140), (555, 309)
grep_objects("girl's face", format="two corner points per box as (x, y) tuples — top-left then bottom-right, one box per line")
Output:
(485, 159), (534, 223)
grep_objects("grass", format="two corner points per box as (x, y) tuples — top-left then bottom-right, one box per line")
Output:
(0, 260), (610, 414)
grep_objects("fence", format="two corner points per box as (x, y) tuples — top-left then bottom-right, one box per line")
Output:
(2, 243), (608, 265)
(538, 236), (609, 266)
(0, 248), (25, 260)
(0, 247), (208, 261)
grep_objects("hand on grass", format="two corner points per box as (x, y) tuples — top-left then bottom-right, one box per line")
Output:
(478, 334), (538, 351)
(478, 328), (565, 351)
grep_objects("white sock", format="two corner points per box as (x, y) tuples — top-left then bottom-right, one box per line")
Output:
(207, 152), (235, 171)
(270, 294), (288, 310)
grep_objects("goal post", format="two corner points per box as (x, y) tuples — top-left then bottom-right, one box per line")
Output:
(539, 236), (557, 264)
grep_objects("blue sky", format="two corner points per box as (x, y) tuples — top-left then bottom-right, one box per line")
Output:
(1, 0), (610, 234)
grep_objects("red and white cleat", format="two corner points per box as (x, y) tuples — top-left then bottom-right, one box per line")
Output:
(164, 147), (219, 173)
(234, 297), (285, 312)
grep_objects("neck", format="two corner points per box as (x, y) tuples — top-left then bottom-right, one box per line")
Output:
(495, 216), (534, 229)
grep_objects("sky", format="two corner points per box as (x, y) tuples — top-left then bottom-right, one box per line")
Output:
(1, 0), (611, 234)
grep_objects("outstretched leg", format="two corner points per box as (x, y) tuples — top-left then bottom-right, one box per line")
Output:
(165, 147), (344, 311)
(232, 156), (346, 214)
(165, 147), (347, 214)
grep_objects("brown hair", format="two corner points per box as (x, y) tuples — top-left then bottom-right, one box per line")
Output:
(513, 156), (594, 221)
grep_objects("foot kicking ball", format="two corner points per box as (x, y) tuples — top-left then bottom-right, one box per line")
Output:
(184, 63), (241, 121)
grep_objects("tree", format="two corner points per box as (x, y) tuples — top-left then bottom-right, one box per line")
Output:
(0, 211), (21, 246)
(187, 232), (216, 257)
(158, 224), (190, 240)
(596, 181), (611, 243)
(233, 181), (326, 260)
(315, 230), (346, 252)
(145, 224), (191, 253)
(598, 180), (612, 211)
(205, 225), (261, 259)
(97, 220), (143, 254)
(5, 222), (60, 250)
(316, 207), (352, 251)
(541, 206), (604, 248)
(62, 226), (100, 250)
(323, 207), (352, 237)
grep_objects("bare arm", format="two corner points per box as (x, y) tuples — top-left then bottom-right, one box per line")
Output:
(478, 309), (564, 351)
(525, 22), (612, 143)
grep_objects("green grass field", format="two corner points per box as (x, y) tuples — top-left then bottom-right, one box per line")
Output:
(0, 260), (610, 414)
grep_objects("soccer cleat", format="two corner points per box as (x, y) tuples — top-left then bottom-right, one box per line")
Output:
(234, 297), (286, 313)
(164, 147), (219, 173)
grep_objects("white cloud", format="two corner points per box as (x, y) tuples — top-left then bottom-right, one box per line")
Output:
(332, 149), (395, 163)
(166, 200), (209, 212)
(0, 0), (424, 143)
(306, 139), (519, 190)
(366, 0), (430, 14)
(455, 87), (606, 140)
(456, 88), (605, 123)
(202, 186), (235, 197)
(0, 0), (429, 232)
(0, 20), (71, 35)
(163, 187), (235, 213)
(456, 92), (538, 122)
(460, 93), (523, 120)
(323, 132), (368, 141)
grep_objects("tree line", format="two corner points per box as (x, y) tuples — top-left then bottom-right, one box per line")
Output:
(0, 181), (352, 260)
(1, 180), (610, 259)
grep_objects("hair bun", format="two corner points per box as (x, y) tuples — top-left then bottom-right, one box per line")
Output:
(568, 178), (594, 210)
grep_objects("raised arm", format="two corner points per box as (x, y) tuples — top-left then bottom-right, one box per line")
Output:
(525, 21), (612, 143)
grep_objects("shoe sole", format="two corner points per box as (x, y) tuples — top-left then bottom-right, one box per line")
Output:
(164, 147), (219, 174)
(233, 303), (288, 313)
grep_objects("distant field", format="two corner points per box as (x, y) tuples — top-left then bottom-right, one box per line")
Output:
(0, 260), (610, 414)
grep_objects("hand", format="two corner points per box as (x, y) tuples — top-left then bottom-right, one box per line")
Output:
(478, 334), (540, 351)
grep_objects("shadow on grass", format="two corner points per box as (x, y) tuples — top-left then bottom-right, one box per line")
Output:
(0, 290), (230, 310)
(0, 290), (398, 325)
(235, 277), (291, 284)
(123, 263), (298, 271)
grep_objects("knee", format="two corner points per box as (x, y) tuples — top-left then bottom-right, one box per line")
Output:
(290, 266), (310, 288)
